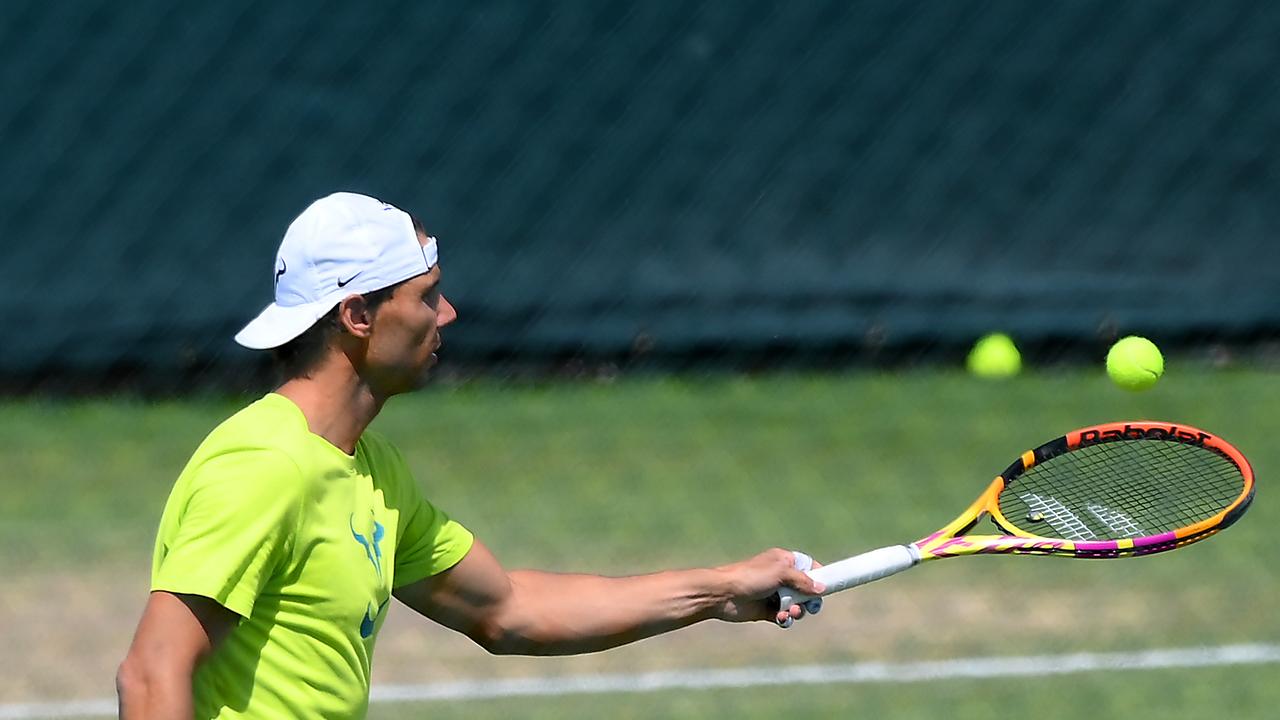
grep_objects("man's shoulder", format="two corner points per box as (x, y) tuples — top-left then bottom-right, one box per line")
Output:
(198, 394), (308, 453)
(357, 429), (409, 469)
(356, 427), (399, 456)
(356, 430), (415, 486)
(178, 395), (311, 486)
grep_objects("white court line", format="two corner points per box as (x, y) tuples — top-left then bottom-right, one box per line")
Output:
(6, 643), (1279, 719)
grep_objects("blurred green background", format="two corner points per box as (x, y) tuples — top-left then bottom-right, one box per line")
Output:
(3, 1), (1278, 717)
(4, 372), (1277, 717)
(4, 0), (1279, 390)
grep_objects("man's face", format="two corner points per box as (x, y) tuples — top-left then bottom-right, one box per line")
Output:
(362, 261), (457, 397)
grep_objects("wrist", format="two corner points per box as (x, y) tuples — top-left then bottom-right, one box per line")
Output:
(700, 566), (740, 622)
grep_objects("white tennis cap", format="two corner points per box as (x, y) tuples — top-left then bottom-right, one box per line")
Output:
(235, 192), (439, 349)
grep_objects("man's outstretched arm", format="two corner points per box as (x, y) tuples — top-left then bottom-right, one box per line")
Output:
(393, 540), (824, 656)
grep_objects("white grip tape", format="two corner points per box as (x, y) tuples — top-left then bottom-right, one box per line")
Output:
(777, 544), (919, 611)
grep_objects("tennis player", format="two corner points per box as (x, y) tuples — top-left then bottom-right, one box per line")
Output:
(116, 192), (825, 719)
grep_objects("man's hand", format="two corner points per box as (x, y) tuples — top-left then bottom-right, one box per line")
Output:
(712, 548), (826, 627)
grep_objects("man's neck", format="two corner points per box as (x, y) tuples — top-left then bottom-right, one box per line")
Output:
(275, 365), (384, 456)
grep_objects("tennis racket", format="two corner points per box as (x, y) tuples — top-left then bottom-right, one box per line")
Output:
(778, 421), (1255, 612)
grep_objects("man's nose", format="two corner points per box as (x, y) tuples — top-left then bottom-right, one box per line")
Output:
(438, 295), (458, 327)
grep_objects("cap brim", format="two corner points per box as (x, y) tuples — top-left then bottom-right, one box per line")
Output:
(234, 299), (337, 349)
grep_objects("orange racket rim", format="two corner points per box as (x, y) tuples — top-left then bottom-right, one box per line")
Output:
(986, 421), (1254, 557)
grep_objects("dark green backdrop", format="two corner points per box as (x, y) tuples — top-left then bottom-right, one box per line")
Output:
(3, 1), (1278, 387)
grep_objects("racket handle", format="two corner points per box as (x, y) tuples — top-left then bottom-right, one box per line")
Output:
(777, 544), (919, 610)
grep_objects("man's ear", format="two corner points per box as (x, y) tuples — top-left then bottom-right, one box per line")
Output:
(336, 295), (374, 339)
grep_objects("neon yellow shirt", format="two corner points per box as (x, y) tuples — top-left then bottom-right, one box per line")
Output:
(151, 393), (473, 719)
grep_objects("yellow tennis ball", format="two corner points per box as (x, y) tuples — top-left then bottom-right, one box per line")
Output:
(1106, 336), (1164, 391)
(966, 333), (1022, 378)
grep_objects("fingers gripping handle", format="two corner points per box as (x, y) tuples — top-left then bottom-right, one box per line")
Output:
(777, 545), (920, 611)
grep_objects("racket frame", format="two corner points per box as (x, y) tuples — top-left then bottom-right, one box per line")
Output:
(914, 421), (1255, 561)
(781, 421), (1255, 610)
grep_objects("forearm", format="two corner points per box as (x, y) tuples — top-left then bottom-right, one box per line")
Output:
(484, 567), (735, 655)
(401, 543), (820, 656)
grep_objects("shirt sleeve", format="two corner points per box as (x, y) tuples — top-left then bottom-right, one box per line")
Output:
(390, 466), (474, 589)
(151, 448), (304, 618)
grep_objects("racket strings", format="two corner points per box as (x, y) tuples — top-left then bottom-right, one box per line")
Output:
(997, 439), (1243, 541)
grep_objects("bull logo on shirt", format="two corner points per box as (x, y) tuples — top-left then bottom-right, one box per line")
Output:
(350, 512), (386, 579)
(350, 512), (388, 639)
